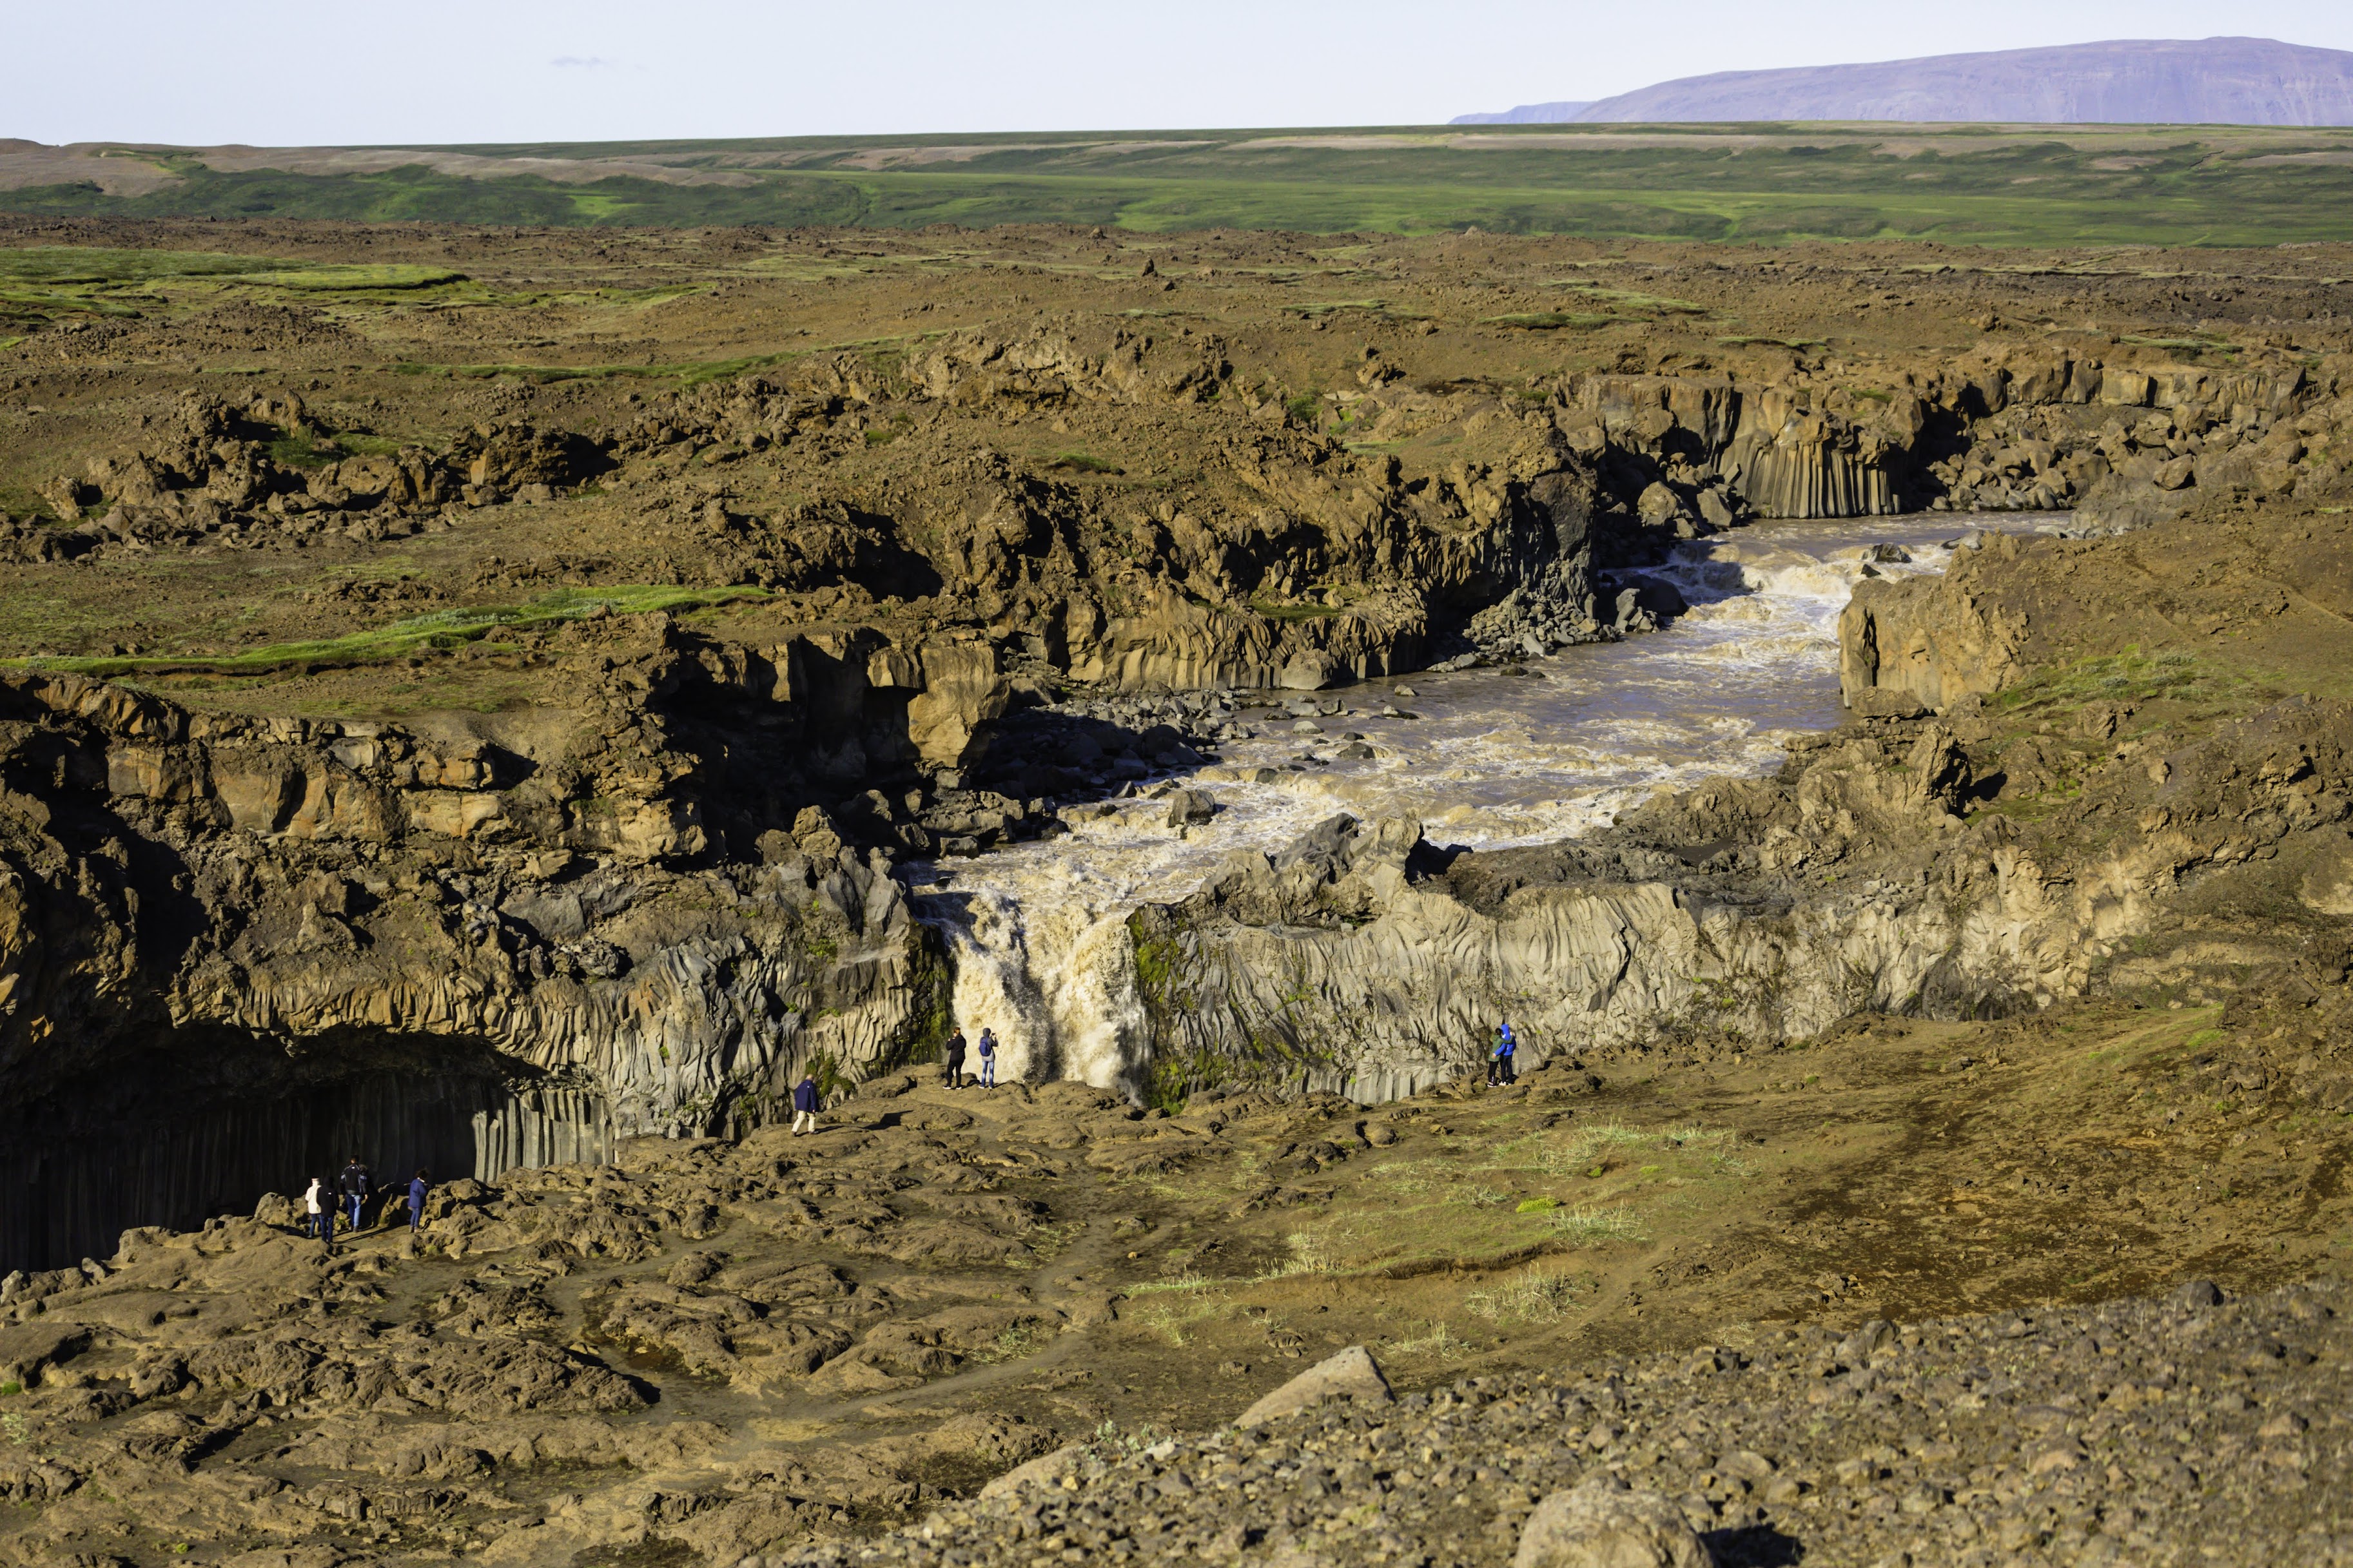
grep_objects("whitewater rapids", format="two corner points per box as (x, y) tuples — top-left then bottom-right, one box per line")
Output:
(906, 518), (1998, 1094)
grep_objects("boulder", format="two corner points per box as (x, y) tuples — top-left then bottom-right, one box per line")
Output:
(2172, 1279), (2225, 1311)
(1512, 1479), (1710, 1568)
(1236, 1344), (1392, 1426)
(1635, 482), (1686, 527)
(1166, 789), (1217, 828)
(1846, 686), (1931, 721)
(979, 1442), (1088, 1499)
(1280, 653), (1345, 692)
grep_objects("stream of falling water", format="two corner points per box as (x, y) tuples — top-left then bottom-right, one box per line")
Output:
(906, 517), (2024, 1096)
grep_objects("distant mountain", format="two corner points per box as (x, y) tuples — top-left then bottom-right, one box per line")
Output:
(1449, 101), (1593, 126)
(1452, 37), (2353, 126)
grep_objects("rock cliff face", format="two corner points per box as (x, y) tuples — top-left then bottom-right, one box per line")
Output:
(0, 659), (966, 1268)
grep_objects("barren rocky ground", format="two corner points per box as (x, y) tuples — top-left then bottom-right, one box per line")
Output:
(0, 218), (2348, 1566)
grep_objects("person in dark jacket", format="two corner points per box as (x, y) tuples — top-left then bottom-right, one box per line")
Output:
(1487, 1021), (1518, 1087)
(791, 1073), (821, 1135)
(338, 1157), (373, 1232)
(977, 1028), (998, 1089)
(942, 1029), (968, 1089)
(407, 1170), (430, 1233)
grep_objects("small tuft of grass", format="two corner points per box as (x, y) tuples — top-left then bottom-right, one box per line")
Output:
(1249, 599), (1349, 622)
(1391, 1319), (1472, 1359)
(1465, 1264), (1583, 1322)
(1550, 1205), (1643, 1244)
(1275, 1229), (1342, 1275)
(1480, 311), (1618, 331)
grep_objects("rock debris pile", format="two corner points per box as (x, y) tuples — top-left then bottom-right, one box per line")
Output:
(787, 1280), (2349, 1568)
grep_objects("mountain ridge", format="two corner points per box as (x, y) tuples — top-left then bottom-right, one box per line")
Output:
(1454, 35), (2353, 126)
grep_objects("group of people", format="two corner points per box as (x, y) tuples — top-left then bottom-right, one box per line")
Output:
(941, 1027), (999, 1090)
(300, 1158), (431, 1252)
(782, 1026), (1001, 1137)
(774, 1018), (1504, 1142)
(1487, 1021), (1518, 1086)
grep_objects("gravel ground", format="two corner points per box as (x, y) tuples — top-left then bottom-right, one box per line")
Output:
(776, 1277), (2350, 1568)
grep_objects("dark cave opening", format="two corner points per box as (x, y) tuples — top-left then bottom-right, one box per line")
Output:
(0, 1031), (613, 1275)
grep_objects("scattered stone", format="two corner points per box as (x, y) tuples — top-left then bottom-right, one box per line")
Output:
(1512, 1479), (1709, 1568)
(1236, 1344), (1392, 1425)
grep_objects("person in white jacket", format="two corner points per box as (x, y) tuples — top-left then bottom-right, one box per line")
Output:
(302, 1176), (330, 1249)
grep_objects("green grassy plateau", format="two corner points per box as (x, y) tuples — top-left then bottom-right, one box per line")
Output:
(11, 123), (2353, 244)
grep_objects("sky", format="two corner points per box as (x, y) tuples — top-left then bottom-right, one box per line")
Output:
(10, 1), (2353, 146)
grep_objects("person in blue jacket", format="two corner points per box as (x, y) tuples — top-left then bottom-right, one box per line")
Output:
(791, 1072), (821, 1135)
(407, 1170), (430, 1233)
(977, 1028), (998, 1089)
(1487, 1021), (1518, 1087)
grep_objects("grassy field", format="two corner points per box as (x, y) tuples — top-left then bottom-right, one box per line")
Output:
(10, 124), (2353, 244)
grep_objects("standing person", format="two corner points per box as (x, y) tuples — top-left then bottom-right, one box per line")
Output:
(791, 1072), (820, 1136)
(1488, 1021), (1518, 1087)
(302, 1175), (329, 1244)
(338, 1156), (372, 1234)
(407, 1169), (430, 1234)
(977, 1027), (997, 1090)
(942, 1028), (968, 1090)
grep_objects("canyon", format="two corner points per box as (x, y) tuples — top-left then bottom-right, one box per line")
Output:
(0, 218), (2347, 1566)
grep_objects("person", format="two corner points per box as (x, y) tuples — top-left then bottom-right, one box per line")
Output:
(942, 1029), (968, 1090)
(977, 1027), (998, 1090)
(791, 1072), (820, 1135)
(302, 1175), (329, 1244)
(338, 1156), (372, 1234)
(1488, 1021), (1518, 1087)
(407, 1169), (430, 1233)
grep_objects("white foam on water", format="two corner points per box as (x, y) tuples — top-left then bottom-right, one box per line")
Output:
(906, 516), (1992, 1094)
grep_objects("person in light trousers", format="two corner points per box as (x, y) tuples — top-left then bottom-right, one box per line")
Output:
(791, 1072), (821, 1134)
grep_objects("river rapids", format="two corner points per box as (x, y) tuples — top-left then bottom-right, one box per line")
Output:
(907, 518), (2009, 1097)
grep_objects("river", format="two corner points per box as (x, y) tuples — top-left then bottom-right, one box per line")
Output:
(907, 516), (2016, 1098)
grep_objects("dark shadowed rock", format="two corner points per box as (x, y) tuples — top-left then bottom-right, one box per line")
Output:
(2173, 1279), (2225, 1310)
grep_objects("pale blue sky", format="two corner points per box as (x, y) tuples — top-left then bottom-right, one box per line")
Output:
(10, 1), (2353, 145)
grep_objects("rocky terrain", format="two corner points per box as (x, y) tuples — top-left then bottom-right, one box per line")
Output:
(0, 219), (2348, 1564)
(1, 997), (2347, 1568)
(797, 1276), (2353, 1568)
